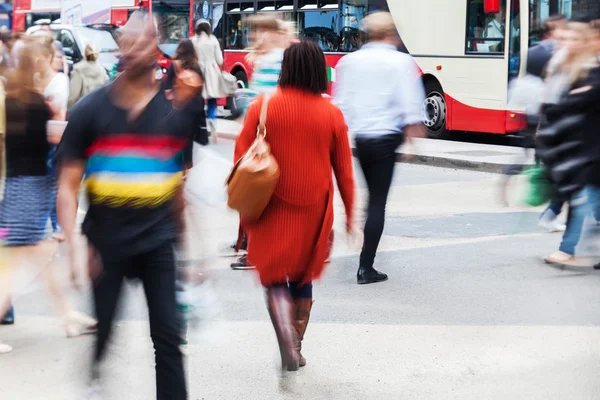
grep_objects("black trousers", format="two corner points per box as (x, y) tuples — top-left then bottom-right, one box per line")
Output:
(355, 134), (403, 269)
(93, 241), (187, 400)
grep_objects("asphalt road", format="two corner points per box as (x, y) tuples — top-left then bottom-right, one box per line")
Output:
(2, 142), (600, 400)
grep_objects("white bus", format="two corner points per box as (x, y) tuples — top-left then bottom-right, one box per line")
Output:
(220, 0), (599, 137)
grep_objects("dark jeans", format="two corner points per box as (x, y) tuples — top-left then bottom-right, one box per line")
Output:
(355, 134), (403, 269)
(93, 241), (187, 400)
(267, 282), (313, 299)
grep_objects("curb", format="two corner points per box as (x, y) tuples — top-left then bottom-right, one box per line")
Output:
(217, 132), (533, 174)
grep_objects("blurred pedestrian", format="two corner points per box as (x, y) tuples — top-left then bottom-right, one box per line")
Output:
(192, 19), (223, 132)
(234, 41), (355, 374)
(57, 12), (190, 399)
(164, 39), (208, 158)
(530, 15), (569, 232)
(528, 15), (568, 78)
(334, 12), (426, 284)
(68, 44), (109, 110)
(0, 40), (90, 354)
(36, 37), (69, 242)
(51, 40), (69, 75)
(229, 14), (286, 271)
(537, 16), (600, 266)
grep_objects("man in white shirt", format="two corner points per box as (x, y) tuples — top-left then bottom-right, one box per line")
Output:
(334, 12), (425, 285)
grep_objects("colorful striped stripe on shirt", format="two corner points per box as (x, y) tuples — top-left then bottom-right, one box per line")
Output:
(84, 134), (187, 208)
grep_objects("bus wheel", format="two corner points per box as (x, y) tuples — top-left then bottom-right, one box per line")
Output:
(423, 81), (448, 139)
(234, 70), (248, 89)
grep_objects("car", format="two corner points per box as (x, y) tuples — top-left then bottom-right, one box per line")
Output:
(27, 24), (119, 77)
(86, 23), (121, 43)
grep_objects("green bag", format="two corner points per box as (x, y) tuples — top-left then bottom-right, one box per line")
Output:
(522, 166), (551, 207)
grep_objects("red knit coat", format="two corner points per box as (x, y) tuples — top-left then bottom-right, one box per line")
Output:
(234, 88), (355, 286)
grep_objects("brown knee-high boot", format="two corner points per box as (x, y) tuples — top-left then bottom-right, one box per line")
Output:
(293, 298), (313, 367)
(266, 287), (300, 372)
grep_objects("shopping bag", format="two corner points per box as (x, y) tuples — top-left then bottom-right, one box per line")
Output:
(184, 144), (229, 208)
(521, 165), (551, 207)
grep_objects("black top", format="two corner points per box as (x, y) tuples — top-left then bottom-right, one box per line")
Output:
(537, 67), (600, 193)
(58, 84), (195, 259)
(526, 41), (553, 78)
(5, 93), (50, 177)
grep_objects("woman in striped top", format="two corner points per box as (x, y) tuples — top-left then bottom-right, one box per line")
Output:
(234, 41), (355, 375)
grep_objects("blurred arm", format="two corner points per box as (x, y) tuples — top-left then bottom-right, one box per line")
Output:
(398, 60), (426, 143)
(331, 108), (355, 230)
(332, 58), (350, 126)
(57, 160), (84, 245)
(233, 97), (261, 162)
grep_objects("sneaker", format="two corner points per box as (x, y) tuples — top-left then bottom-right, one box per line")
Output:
(538, 210), (566, 232)
(0, 341), (12, 354)
(544, 251), (574, 264)
(230, 255), (255, 270)
(1, 306), (14, 325)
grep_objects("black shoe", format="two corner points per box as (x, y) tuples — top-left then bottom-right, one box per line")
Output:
(231, 255), (255, 270)
(357, 267), (388, 285)
(594, 263), (600, 270)
(1, 306), (14, 325)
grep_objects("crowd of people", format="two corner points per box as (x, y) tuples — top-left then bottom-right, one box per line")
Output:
(509, 13), (600, 267)
(0, 6), (600, 400)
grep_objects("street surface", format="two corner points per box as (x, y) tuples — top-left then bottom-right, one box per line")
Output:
(2, 140), (600, 400)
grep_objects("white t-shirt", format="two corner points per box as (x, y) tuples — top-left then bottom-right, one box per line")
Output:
(43, 73), (70, 114)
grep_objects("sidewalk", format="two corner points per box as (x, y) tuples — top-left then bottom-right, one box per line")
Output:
(214, 119), (534, 173)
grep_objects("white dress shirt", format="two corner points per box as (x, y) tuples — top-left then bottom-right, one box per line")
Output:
(333, 42), (425, 137)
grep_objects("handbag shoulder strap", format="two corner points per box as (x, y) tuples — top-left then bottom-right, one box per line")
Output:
(257, 93), (270, 137)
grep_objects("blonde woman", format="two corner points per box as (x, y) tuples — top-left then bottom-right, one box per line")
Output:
(68, 44), (109, 109)
(537, 16), (600, 266)
(0, 41), (94, 354)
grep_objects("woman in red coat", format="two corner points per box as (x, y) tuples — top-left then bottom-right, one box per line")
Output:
(234, 41), (355, 374)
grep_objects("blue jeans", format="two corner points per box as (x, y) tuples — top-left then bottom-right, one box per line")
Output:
(206, 98), (218, 120)
(546, 199), (564, 216)
(559, 186), (600, 255)
(41, 146), (59, 233)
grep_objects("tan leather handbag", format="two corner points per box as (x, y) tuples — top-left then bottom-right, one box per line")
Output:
(226, 95), (280, 224)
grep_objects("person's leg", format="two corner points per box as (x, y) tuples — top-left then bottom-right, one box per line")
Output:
(92, 253), (125, 369)
(288, 282), (313, 367)
(539, 199), (566, 232)
(207, 98), (218, 120)
(586, 185), (600, 222)
(266, 283), (300, 372)
(0, 258), (13, 353)
(139, 242), (187, 400)
(356, 135), (401, 283)
(553, 190), (589, 258)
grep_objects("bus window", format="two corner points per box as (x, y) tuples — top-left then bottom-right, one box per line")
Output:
(340, 0), (367, 52)
(508, 0), (521, 78)
(225, 13), (249, 49)
(466, 0), (507, 54)
(298, 10), (340, 52)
